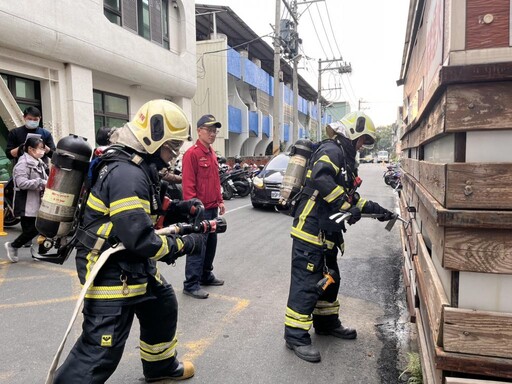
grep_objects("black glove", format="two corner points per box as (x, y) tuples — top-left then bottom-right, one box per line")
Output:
(363, 201), (396, 221)
(174, 198), (204, 217)
(180, 233), (203, 255)
(377, 209), (396, 222)
(347, 206), (361, 225)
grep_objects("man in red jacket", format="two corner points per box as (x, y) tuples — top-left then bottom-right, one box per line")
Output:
(181, 114), (226, 299)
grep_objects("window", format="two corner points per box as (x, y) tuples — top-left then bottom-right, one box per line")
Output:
(0, 73), (41, 113)
(162, 0), (170, 49)
(93, 90), (129, 140)
(103, 0), (169, 48)
(138, 0), (150, 39)
(104, 0), (121, 25)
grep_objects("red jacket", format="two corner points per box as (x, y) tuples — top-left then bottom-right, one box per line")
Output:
(182, 140), (223, 209)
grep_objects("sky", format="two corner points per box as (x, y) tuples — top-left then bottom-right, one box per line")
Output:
(197, 0), (410, 127)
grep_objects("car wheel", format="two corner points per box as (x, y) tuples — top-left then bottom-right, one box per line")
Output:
(252, 202), (264, 209)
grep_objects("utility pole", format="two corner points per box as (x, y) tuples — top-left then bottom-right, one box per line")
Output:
(316, 58), (352, 141)
(289, 0), (299, 145)
(272, 0), (282, 155)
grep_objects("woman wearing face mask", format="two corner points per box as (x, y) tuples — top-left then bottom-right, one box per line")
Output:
(4, 137), (48, 262)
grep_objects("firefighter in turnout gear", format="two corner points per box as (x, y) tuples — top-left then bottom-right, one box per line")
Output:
(284, 111), (395, 363)
(54, 100), (199, 383)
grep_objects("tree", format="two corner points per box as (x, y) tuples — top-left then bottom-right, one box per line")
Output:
(375, 125), (394, 152)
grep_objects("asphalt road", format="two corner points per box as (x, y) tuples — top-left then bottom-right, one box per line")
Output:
(0, 163), (411, 384)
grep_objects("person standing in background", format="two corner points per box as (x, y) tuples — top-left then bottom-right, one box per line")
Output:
(4, 137), (48, 262)
(5, 106), (56, 167)
(181, 114), (226, 299)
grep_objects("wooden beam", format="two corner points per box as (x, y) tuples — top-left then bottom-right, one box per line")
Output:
(445, 378), (511, 384)
(419, 161), (446, 207)
(445, 83), (512, 132)
(446, 163), (512, 210)
(436, 346), (512, 379)
(416, 308), (444, 384)
(440, 63), (512, 84)
(406, 173), (512, 229)
(415, 235), (450, 347)
(444, 227), (512, 274)
(444, 307), (512, 359)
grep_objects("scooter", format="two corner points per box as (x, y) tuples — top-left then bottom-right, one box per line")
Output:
(3, 178), (20, 227)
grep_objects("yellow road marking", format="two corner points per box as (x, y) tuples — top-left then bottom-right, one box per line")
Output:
(1, 274), (56, 283)
(28, 262), (76, 276)
(0, 295), (78, 310)
(181, 295), (250, 362)
(0, 260), (10, 288)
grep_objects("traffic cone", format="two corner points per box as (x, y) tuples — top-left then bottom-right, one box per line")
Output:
(0, 182), (8, 236)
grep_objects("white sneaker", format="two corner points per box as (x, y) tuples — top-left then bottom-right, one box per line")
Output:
(4, 242), (19, 263)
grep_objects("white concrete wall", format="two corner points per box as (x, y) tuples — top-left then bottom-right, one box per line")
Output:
(0, 0), (196, 142)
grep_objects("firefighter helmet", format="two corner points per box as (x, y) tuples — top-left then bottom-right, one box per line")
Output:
(326, 111), (376, 148)
(127, 99), (190, 154)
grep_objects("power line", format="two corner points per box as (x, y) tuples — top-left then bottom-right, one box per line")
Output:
(315, 3), (335, 58)
(306, 7), (327, 58)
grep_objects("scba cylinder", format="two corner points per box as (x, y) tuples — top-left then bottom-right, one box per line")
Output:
(36, 135), (92, 238)
(279, 139), (314, 205)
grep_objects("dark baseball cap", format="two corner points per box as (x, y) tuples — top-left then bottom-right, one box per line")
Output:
(197, 114), (222, 129)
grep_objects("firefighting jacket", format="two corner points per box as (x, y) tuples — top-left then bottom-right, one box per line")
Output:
(291, 139), (372, 248)
(75, 150), (184, 304)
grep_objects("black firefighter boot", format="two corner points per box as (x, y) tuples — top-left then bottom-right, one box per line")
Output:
(315, 324), (357, 339)
(286, 342), (321, 363)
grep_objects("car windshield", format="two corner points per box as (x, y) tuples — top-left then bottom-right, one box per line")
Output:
(266, 154), (289, 171)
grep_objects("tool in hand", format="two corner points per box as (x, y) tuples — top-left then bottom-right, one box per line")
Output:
(328, 211), (410, 231)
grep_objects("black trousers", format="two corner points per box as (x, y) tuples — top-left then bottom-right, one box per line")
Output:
(54, 280), (180, 384)
(11, 216), (39, 248)
(284, 237), (342, 346)
(184, 208), (218, 291)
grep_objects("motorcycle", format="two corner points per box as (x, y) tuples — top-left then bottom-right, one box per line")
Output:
(219, 163), (252, 200)
(383, 163), (402, 191)
(3, 178), (20, 227)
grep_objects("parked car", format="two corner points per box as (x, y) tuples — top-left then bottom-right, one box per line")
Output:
(250, 153), (290, 208)
(359, 154), (374, 164)
(377, 150), (389, 163)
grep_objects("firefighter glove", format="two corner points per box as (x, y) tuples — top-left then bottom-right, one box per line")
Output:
(373, 203), (395, 222)
(174, 198), (204, 217)
(347, 206), (361, 225)
(180, 233), (203, 255)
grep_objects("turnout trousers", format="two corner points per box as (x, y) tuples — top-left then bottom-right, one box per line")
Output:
(184, 208), (218, 291)
(54, 279), (180, 384)
(284, 236), (343, 346)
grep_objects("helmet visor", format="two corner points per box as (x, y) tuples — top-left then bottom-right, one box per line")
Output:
(361, 135), (375, 150)
(162, 139), (183, 158)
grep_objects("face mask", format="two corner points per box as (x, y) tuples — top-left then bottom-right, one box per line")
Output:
(33, 148), (45, 159)
(25, 120), (40, 129)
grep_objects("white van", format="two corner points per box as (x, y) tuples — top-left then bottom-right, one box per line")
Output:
(377, 150), (389, 163)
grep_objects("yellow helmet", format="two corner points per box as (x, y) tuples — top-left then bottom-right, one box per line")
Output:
(127, 99), (190, 154)
(326, 111), (376, 148)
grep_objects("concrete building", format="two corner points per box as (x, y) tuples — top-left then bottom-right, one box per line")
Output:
(0, 0), (196, 177)
(195, 4), (322, 157)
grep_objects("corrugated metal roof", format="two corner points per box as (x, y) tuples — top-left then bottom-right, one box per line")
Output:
(195, 3), (318, 102)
